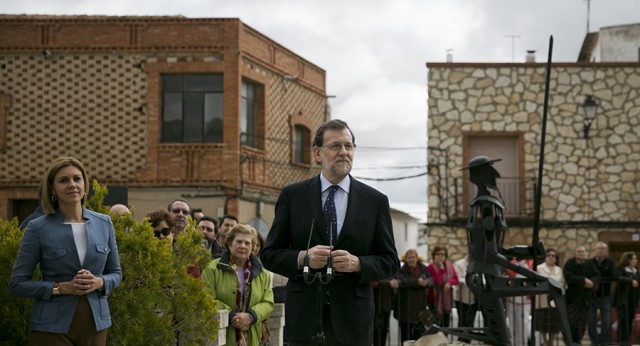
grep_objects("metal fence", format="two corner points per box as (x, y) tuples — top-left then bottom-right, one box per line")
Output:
(451, 176), (537, 219)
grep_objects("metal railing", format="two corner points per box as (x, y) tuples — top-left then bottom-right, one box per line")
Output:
(452, 176), (537, 220)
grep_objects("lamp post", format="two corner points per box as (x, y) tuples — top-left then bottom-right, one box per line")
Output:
(582, 95), (598, 139)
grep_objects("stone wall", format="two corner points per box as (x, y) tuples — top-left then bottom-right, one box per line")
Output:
(209, 304), (285, 345)
(266, 303), (286, 346)
(426, 62), (640, 261)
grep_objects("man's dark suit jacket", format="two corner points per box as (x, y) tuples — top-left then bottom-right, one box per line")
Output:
(261, 175), (399, 345)
(564, 257), (600, 305)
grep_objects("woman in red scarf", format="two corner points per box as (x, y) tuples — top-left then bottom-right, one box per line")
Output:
(427, 246), (458, 327)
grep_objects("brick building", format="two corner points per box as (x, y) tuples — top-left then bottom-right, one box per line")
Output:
(0, 15), (327, 233)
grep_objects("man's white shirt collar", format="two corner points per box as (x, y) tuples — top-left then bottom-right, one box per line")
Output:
(320, 173), (350, 194)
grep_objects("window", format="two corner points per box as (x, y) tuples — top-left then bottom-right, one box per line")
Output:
(289, 115), (313, 165)
(465, 134), (526, 217)
(161, 74), (223, 143)
(293, 125), (311, 164)
(0, 94), (9, 150)
(241, 80), (258, 148)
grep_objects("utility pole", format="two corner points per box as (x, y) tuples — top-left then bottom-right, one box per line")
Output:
(586, 0), (592, 33)
(505, 35), (521, 62)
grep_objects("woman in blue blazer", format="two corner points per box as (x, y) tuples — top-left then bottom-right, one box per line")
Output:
(10, 156), (122, 345)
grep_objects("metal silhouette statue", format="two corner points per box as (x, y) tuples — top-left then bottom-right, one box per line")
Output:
(424, 156), (575, 345)
(426, 37), (579, 345)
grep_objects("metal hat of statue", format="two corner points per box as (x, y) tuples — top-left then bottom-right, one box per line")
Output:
(461, 155), (502, 170)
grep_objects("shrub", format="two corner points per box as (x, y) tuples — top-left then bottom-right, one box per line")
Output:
(0, 217), (37, 345)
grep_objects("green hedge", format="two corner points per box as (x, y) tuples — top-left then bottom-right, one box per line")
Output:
(0, 182), (218, 345)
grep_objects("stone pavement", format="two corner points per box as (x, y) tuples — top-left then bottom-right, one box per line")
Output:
(408, 332), (490, 346)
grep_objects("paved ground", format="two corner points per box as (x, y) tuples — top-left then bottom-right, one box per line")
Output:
(411, 333), (490, 346)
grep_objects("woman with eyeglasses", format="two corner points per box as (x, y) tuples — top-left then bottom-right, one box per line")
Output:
(146, 209), (175, 243)
(202, 224), (274, 346)
(614, 251), (639, 346)
(533, 249), (565, 346)
(427, 245), (458, 328)
(10, 156), (122, 345)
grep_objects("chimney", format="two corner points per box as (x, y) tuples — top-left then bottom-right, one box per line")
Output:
(525, 50), (536, 63)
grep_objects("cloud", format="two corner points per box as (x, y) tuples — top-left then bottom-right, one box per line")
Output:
(337, 79), (425, 139)
(4, 0), (640, 218)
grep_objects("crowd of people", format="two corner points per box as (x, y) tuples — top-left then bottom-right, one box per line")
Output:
(372, 242), (640, 346)
(143, 198), (278, 346)
(562, 242), (640, 346)
(11, 119), (638, 346)
(10, 156), (277, 345)
(373, 247), (459, 345)
(9, 119), (401, 346)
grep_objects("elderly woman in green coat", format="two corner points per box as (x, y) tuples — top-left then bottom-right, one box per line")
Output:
(202, 224), (274, 346)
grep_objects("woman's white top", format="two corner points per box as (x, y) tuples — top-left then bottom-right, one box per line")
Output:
(66, 222), (87, 266)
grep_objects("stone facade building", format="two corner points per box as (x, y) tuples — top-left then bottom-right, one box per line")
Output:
(426, 61), (640, 263)
(0, 15), (327, 233)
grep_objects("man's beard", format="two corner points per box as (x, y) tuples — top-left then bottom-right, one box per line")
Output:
(331, 159), (351, 177)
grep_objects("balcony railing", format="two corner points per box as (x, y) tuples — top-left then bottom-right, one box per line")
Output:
(444, 177), (536, 219)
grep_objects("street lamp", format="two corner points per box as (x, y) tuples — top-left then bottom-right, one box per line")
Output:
(582, 95), (598, 139)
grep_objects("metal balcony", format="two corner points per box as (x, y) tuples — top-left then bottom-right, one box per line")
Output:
(429, 176), (537, 225)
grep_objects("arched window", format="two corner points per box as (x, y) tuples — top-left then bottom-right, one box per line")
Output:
(293, 125), (311, 165)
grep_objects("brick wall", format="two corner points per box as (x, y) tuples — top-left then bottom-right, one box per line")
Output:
(0, 15), (326, 220)
(0, 53), (148, 183)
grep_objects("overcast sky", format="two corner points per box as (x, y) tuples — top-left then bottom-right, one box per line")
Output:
(2, 0), (639, 221)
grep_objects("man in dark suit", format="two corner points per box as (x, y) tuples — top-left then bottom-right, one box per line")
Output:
(261, 119), (399, 345)
(564, 245), (600, 344)
(588, 241), (615, 346)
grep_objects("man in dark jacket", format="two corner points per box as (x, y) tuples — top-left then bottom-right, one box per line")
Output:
(564, 245), (600, 344)
(261, 119), (399, 345)
(588, 241), (616, 346)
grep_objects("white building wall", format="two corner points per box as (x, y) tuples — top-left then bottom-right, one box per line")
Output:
(390, 208), (421, 259)
(599, 23), (640, 61)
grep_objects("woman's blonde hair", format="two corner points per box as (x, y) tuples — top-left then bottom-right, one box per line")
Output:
(401, 249), (423, 262)
(41, 157), (89, 214)
(224, 223), (257, 249)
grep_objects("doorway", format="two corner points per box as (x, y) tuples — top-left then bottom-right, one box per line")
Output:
(10, 199), (39, 225)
